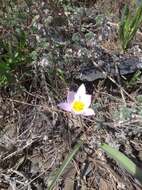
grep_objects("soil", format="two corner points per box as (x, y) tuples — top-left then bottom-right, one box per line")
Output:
(0, 0), (142, 190)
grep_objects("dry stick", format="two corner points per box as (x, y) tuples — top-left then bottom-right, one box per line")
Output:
(6, 98), (59, 113)
(19, 172), (45, 190)
(2, 140), (34, 161)
(6, 98), (80, 117)
(114, 61), (126, 105)
(17, 113), (36, 139)
(11, 157), (57, 190)
(92, 61), (136, 102)
(6, 98), (129, 127)
(108, 75), (136, 102)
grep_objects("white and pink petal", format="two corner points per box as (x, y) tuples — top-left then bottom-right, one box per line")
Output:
(74, 94), (91, 108)
(58, 102), (71, 112)
(67, 91), (75, 104)
(76, 84), (86, 97)
(83, 108), (95, 116)
(82, 94), (91, 108)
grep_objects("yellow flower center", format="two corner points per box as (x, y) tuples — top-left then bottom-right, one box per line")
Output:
(71, 100), (85, 112)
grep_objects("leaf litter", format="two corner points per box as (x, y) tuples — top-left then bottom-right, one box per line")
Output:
(0, 0), (142, 189)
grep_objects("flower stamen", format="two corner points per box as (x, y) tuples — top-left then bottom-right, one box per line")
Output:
(71, 100), (85, 112)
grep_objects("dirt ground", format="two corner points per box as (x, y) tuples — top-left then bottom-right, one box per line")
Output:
(0, 0), (142, 189)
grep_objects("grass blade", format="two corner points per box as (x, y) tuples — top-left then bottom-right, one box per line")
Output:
(48, 140), (83, 190)
(101, 143), (142, 184)
(119, 5), (129, 45)
(128, 1), (142, 46)
(119, 2), (142, 51)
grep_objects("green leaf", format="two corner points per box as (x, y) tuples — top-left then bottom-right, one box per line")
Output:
(48, 140), (83, 190)
(119, 2), (142, 51)
(136, 95), (142, 103)
(101, 143), (142, 183)
(72, 33), (81, 43)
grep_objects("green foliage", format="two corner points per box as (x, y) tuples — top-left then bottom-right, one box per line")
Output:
(119, 2), (142, 51)
(101, 143), (142, 183)
(0, 29), (30, 86)
(0, 1), (33, 87)
(112, 106), (132, 122)
(126, 70), (141, 87)
(136, 95), (142, 103)
(112, 105), (142, 122)
(48, 140), (83, 190)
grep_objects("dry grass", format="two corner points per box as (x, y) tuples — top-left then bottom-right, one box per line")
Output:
(0, 0), (142, 189)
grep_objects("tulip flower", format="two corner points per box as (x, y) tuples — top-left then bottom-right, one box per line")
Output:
(58, 84), (95, 116)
